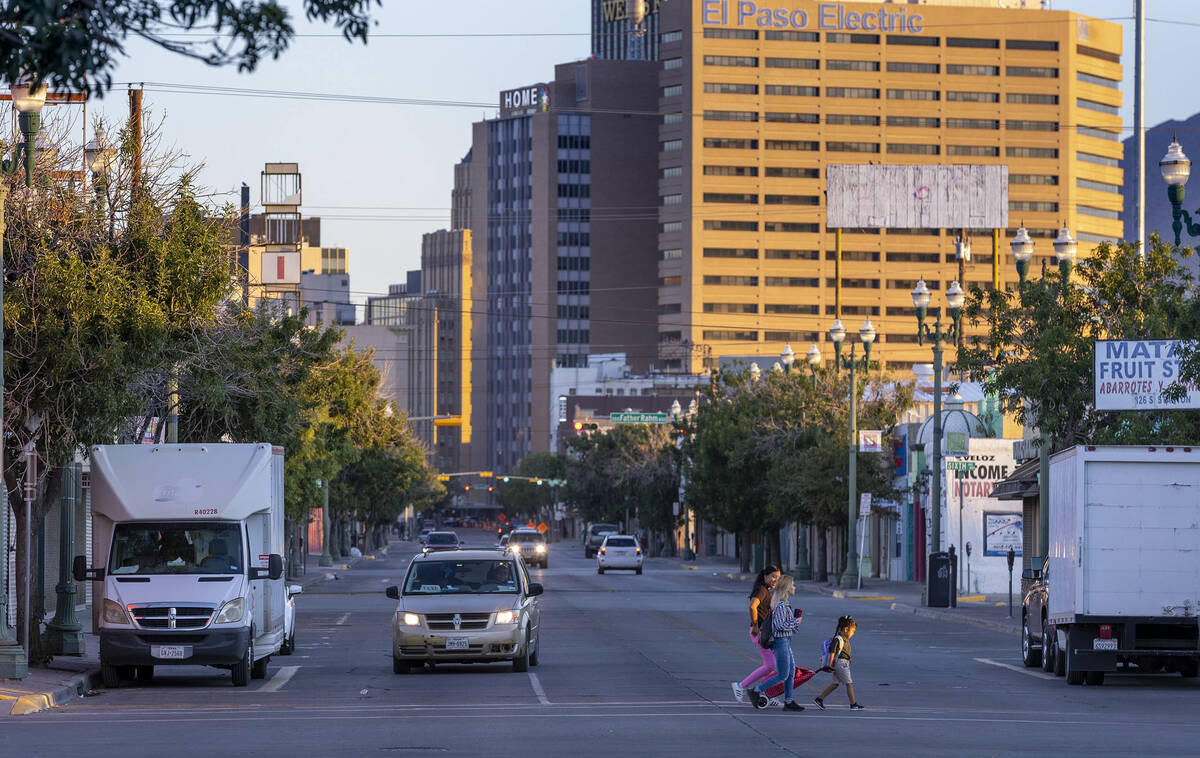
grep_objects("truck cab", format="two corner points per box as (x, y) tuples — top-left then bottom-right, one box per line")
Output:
(75, 443), (286, 688)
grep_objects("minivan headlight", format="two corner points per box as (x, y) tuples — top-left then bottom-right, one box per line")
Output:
(103, 599), (130, 625)
(495, 610), (516, 625)
(402, 612), (420, 626)
(214, 598), (245, 624)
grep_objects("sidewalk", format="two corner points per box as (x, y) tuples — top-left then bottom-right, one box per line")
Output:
(1, 544), (380, 716)
(658, 553), (1021, 637)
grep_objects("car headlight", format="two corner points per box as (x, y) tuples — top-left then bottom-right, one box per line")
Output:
(103, 599), (130, 625)
(509, 544), (521, 553)
(214, 598), (245, 624)
(495, 610), (516, 624)
(535, 544), (546, 554)
(402, 612), (420, 626)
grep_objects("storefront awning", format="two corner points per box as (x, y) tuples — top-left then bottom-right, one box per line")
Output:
(993, 458), (1039, 501)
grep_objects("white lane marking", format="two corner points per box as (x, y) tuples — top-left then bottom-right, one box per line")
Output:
(336, 613), (350, 625)
(260, 666), (301, 693)
(974, 657), (1057, 680)
(528, 673), (550, 705)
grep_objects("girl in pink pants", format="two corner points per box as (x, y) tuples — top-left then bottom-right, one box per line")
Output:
(732, 564), (780, 702)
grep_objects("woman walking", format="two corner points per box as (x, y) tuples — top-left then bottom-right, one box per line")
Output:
(731, 564), (780, 703)
(749, 575), (805, 712)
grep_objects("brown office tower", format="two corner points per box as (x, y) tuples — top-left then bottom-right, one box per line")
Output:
(652, 0), (1122, 372)
(467, 60), (659, 473)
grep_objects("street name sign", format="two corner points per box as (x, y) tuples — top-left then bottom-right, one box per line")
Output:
(610, 412), (671, 424)
(947, 461), (977, 472)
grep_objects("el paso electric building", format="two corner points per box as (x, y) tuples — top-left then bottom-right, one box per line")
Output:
(630, 0), (1123, 371)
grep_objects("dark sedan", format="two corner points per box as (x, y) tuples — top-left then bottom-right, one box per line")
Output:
(422, 531), (462, 553)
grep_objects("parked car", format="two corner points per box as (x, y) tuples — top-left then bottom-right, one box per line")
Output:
(385, 550), (543, 673)
(596, 534), (642, 575)
(419, 527), (434, 544)
(583, 523), (619, 558)
(279, 584), (302, 655)
(507, 529), (548, 569)
(423, 531), (461, 553)
(1020, 559), (1056, 674)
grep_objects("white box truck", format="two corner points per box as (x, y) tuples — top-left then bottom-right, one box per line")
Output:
(73, 443), (288, 688)
(1044, 445), (1200, 685)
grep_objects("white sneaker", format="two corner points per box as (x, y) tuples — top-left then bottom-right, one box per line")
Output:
(768, 698), (783, 708)
(731, 682), (745, 703)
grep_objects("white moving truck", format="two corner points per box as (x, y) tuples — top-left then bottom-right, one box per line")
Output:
(73, 443), (287, 687)
(1044, 445), (1200, 685)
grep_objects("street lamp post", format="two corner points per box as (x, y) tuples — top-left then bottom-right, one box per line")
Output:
(910, 278), (965, 563)
(829, 318), (876, 589)
(84, 124), (116, 215)
(0, 80), (46, 679)
(318, 479), (333, 568)
(779, 343), (815, 579)
(1160, 136), (1197, 246)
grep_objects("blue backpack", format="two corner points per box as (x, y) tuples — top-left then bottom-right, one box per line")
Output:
(819, 636), (839, 669)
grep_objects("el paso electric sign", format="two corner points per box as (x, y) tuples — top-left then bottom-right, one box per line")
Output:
(702, 1), (925, 33)
(1094, 339), (1200, 411)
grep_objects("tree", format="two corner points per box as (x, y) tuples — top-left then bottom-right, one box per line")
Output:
(497, 452), (565, 521)
(955, 236), (1200, 447)
(1, 0), (379, 96)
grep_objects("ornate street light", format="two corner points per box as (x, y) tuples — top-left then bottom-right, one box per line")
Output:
(1010, 225), (1035, 284)
(1161, 136), (1197, 246)
(85, 124), (117, 213)
(749, 362), (761, 382)
(806, 343), (821, 374)
(669, 399), (682, 418)
(830, 317), (875, 589)
(780, 343), (795, 369)
(1052, 224), (1078, 280)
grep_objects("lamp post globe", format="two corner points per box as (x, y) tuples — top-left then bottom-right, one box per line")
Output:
(806, 343), (821, 369)
(749, 362), (761, 382)
(910, 278), (932, 324)
(859, 317), (877, 346)
(945, 280), (966, 313)
(1010, 225), (1035, 283)
(9, 82), (47, 115)
(669, 399), (682, 418)
(1160, 136), (1191, 188)
(780, 343), (795, 369)
(1052, 225), (1078, 279)
(771, 361), (783, 374)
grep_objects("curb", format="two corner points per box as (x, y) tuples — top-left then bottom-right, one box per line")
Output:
(2, 667), (101, 716)
(888, 601), (1020, 636)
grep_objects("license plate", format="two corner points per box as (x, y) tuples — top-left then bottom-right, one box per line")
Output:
(445, 637), (469, 651)
(151, 645), (191, 659)
(1093, 638), (1118, 651)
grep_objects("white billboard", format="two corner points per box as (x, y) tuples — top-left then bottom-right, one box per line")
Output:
(826, 164), (1009, 229)
(939, 437), (1018, 594)
(1094, 340), (1200, 410)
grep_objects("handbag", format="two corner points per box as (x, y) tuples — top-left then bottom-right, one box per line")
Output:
(758, 607), (776, 649)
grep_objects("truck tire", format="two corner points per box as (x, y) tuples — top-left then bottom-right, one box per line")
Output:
(134, 665), (154, 683)
(1085, 671), (1105, 686)
(251, 653), (269, 680)
(1021, 618), (1041, 667)
(232, 637), (252, 687)
(392, 657), (410, 674)
(101, 663), (121, 689)
(1041, 629), (1055, 673)
(1181, 659), (1199, 678)
(1054, 643), (1066, 677)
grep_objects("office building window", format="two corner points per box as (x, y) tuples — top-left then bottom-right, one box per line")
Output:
(888, 61), (939, 74)
(704, 165), (758, 176)
(703, 330), (758, 341)
(948, 145), (1000, 156)
(946, 118), (998, 129)
(1010, 174), (1059, 185)
(1078, 98), (1119, 115)
(827, 141), (880, 153)
(827, 278), (879, 288)
(886, 251), (940, 263)
(1007, 92), (1058, 105)
(947, 90), (999, 103)
(765, 303), (819, 314)
(660, 221), (682, 233)
(765, 331), (819, 342)
(766, 57), (818, 69)
(947, 37), (999, 48)
(765, 249), (818, 260)
(766, 277), (819, 287)
(662, 112), (683, 124)
(1007, 66), (1058, 78)
(828, 305), (880, 316)
(887, 278), (937, 290)
(825, 250), (879, 262)
(704, 220), (759, 231)
(557, 255), (591, 271)
(1008, 39), (1058, 50)
(888, 143), (940, 155)
(704, 247), (758, 258)
(831, 114), (881, 126)
(888, 34), (938, 47)
(826, 87), (880, 98)
(704, 302), (758, 313)
(1008, 146), (1060, 159)
(662, 85), (682, 97)
(1077, 177), (1121, 194)
(765, 112), (819, 123)
(704, 138), (758, 149)
(765, 221), (820, 233)
(1010, 200), (1059, 212)
(703, 275), (758, 286)
(661, 193), (683, 206)
(1077, 44), (1120, 63)
(663, 57), (683, 70)
(704, 82), (758, 94)
(661, 248), (683, 260)
(887, 228), (940, 236)
(765, 166), (819, 178)
(704, 110), (759, 122)
(660, 30), (683, 44)
(661, 166), (683, 178)
(1007, 120), (1059, 131)
(764, 30), (818, 42)
(704, 28), (758, 39)
(765, 84), (819, 97)
(1078, 204), (1120, 220)
(704, 192), (758, 204)
(704, 55), (758, 67)
(827, 59), (879, 71)
(826, 32), (879, 44)
(947, 64), (998, 76)
(888, 89), (940, 101)
(658, 303), (680, 315)
(765, 194), (820, 205)
(1077, 71), (1120, 89)
(659, 276), (682, 286)
(1078, 125), (1121, 142)
(765, 139), (819, 151)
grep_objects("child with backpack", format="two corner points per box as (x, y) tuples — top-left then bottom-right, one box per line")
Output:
(813, 615), (864, 711)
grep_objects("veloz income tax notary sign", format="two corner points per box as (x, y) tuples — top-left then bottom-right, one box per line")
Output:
(1094, 339), (1200, 410)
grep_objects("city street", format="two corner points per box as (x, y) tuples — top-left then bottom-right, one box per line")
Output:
(5, 529), (1198, 757)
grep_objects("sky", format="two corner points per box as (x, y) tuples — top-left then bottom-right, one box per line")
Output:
(67, 0), (1200, 312)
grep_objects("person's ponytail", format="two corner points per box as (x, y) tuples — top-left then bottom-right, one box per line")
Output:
(749, 563), (781, 597)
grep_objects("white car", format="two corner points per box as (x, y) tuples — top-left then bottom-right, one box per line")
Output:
(279, 584), (302, 655)
(596, 535), (643, 575)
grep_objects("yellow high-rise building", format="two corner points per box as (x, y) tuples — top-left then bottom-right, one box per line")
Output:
(653, 0), (1122, 371)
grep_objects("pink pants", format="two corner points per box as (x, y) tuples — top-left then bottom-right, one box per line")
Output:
(740, 629), (776, 689)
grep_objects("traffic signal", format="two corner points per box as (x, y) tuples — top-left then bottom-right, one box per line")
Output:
(436, 475), (450, 482)
(487, 486), (494, 492)
(501, 476), (510, 483)
(535, 479), (544, 486)
(573, 421), (583, 431)
(463, 485), (471, 492)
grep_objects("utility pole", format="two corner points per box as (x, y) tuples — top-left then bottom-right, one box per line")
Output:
(129, 86), (142, 204)
(1135, 0), (1146, 258)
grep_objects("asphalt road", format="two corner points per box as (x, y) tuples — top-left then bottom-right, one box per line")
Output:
(6, 528), (1199, 757)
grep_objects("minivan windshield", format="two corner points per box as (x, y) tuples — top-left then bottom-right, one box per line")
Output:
(404, 560), (520, 594)
(590, 524), (618, 535)
(109, 522), (243, 575)
(427, 533), (458, 545)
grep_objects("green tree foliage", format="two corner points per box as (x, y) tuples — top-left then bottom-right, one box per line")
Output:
(955, 236), (1200, 446)
(497, 452), (565, 518)
(563, 425), (680, 535)
(1, 0), (379, 96)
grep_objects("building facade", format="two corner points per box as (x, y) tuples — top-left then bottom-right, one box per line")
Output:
(653, 0), (1122, 372)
